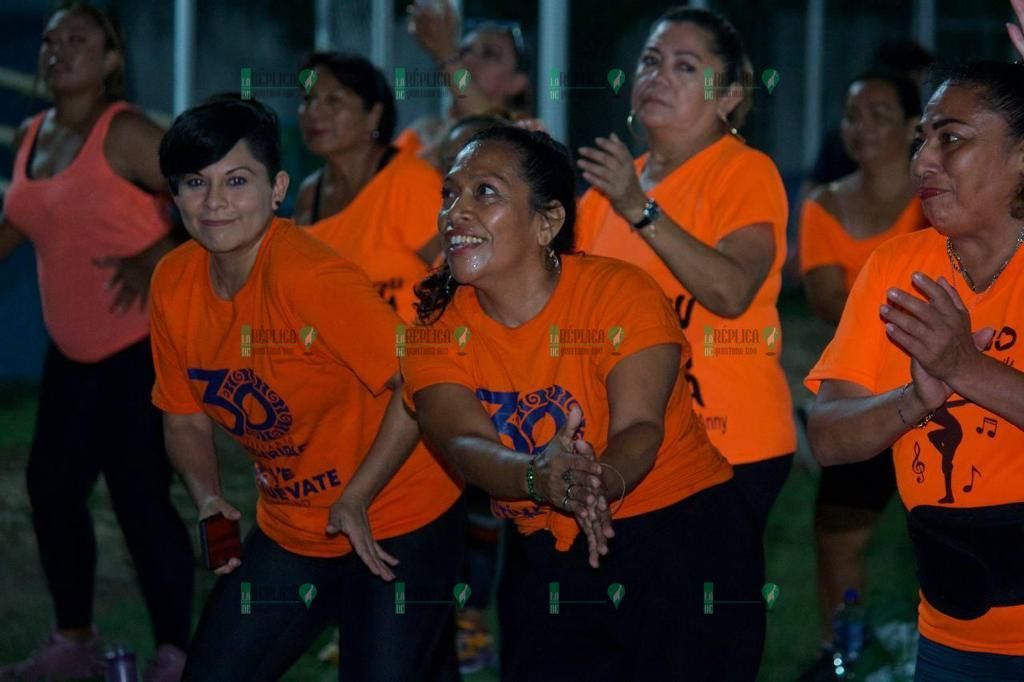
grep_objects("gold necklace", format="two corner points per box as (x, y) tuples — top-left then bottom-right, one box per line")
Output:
(945, 227), (1024, 294)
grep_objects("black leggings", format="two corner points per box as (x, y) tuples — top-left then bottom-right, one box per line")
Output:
(183, 497), (466, 682)
(26, 339), (193, 648)
(498, 480), (766, 682)
(731, 453), (794, 534)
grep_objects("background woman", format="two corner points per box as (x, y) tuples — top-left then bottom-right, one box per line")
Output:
(154, 98), (463, 681)
(404, 126), (765, 680)
(798, 70), (927, 678)
(402, 1), (531, 167)
(807, 60), (1024, 680)
(576, 7), (794, 534)
(0, 4), (191, 679)
(295, 52), (442, 323)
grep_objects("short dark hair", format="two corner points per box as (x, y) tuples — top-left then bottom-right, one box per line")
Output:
(159, 98), (281, 195)
(415, 126), (576, 324)
(848, 70), (922, 119)
(300, 52), (396, 143)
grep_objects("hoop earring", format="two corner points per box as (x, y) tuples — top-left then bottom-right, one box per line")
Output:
(626, 110), (647, 142)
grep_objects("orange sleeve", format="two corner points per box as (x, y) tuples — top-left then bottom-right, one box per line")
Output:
(594, 265), (689, 383)
(149, 267), (202, 414)
(391, 160), (442, 254)
(291, 259), (403, 396)
(800, 199), (842, 274)
(804, 251), (889, 395)
(400, 323), (476, 411)
(708, 151), (788, 245)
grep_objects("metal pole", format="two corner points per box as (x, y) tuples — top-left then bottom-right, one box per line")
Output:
(538, 0), (569, 143)
(802, 0), (825, 169)
(172, 0), (195, 115)
(370, 0), (394, 71)
(912, 0), (936, 52)
(314, 0), (331, 51)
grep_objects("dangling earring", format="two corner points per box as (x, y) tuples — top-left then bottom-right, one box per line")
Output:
(443, 269), (455, 296)
(718, 112), (745, 143)
(546, 248), (561, 273)
(626, 110), (647, 142)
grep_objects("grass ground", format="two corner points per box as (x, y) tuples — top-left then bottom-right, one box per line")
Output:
(0, 293), (919, 681)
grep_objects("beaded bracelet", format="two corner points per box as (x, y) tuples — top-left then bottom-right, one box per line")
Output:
(897, 382), (934, 429)
(525, 463), (544, 503)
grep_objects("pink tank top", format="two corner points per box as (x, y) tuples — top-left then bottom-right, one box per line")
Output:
(4, 101), (170, 363)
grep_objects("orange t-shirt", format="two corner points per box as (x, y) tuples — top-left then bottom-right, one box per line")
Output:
(799, 197), (926, 292)
(401, 254), (732, 551)
(806, 228), (1024, 654)
(308, 149), (440, 322)
(150, 218), (459, 558)
(577, 135), (795, 464)
(394, 127), (425, 156)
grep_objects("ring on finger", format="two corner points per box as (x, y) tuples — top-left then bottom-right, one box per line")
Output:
(565, 483), (576, 500)
(561, 493), (571, 509)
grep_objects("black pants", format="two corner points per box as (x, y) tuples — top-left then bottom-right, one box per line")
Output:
(731, 453), (794, 534)
(498, 480), (766, 682)
(183, 497), (466, 682)
(26, 339), (193, 648)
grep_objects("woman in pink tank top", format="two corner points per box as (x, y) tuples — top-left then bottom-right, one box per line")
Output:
(0, 4), (192, 680)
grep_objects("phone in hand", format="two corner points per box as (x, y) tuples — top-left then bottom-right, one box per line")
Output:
(198, 513), (242, 571)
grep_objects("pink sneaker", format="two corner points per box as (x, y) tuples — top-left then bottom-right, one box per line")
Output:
(0, 628), (102, 680)
(143, 644), (186, 682)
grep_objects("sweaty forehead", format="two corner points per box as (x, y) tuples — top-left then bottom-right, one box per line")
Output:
(922, 84), (1002, 128)
(450, 140), (517, 176)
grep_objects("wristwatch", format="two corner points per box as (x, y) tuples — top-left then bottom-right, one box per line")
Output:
(631, 198), (661, 231)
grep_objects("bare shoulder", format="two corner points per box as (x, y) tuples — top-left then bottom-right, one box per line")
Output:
(108, 109), (165, 146)
(11, 116), (35, 155)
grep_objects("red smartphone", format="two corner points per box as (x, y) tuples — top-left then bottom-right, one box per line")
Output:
(198, 513), (242, 571)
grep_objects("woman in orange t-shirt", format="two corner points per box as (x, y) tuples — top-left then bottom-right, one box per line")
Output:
(404, 126), (765, 680)
(294, 52), (442, 322)
(576, 7), (793, 533)
(153, 98), (462, 681)
(807, 59), (1024, 677)
(797, 71), (929, 666)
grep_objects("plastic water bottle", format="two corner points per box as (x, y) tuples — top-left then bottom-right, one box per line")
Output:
(832, 589), (866, 679)
(104, 644), (138, 682)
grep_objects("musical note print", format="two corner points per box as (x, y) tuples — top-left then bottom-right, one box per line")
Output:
(912, 442), (925, 483)
(962, 465), (982, 493)
(975, 417), (998, 438)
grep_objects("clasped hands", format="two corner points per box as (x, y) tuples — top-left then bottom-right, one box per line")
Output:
(879, 273), (995, 411)
(532, 406), (617, 568)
